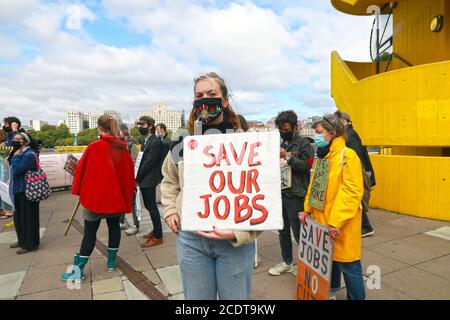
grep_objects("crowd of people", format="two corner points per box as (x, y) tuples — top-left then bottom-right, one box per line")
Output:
(1, 72), (378, 300)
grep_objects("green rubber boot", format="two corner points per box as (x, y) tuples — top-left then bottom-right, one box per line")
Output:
(107, 248), (119, 272)
(60, 254), (89, 281)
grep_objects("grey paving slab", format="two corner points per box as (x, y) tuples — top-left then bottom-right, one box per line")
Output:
(92, 277), (123, 296)
(93, 291), (126, 300)
(89, 257), (123, 282)
(252, 272), (296, 300)
(362, 222), (435, 247)
(17, 284), (93, 300)
(384, 216), (449, 234)
(381, 267), (450, 300)
(38, 234), (83, 250)
(155, 283), (170, 297)
(0, 228), (45, 244)
(156, 265), (183, 295)
(19, 263), (91, 295)
(256, 231), (279, 248)
(145, 245), (178, 269)
(31, 245), (81, 269)
(142, 270), (162, 285)
(361, 248), (410, 276)
(415, 254), (450, 281)
(425, 226), (450, 241)
(0, 252), (34, 275)
(253, 255), (276, 275)
(368, 234), (450, 265)
(119, 252), (154, 272)
(170, 292), (185, 300)
(122, 279), (150, 300)
(0, 271), (27, 299)
(258, 244), (282, 263)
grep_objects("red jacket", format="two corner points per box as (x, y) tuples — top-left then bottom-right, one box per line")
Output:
(72, 135), (136, 214)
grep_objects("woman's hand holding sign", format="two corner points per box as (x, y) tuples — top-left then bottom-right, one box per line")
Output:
(197, 227), (237, 241)
(166, 215), (181, 235)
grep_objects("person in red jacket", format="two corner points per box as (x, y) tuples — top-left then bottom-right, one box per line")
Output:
(61, 115), (136, 282)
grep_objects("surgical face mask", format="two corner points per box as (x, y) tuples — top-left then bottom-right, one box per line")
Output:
(314, 133), (330, 148)
(193, 98), (224, 124)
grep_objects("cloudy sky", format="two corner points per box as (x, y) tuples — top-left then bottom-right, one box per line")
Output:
(0, 0), (374, 125)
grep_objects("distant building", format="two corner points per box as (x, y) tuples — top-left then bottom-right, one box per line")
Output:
(66, 111), (84, 134)
(30, 120), (49, 131)
(84, 113), (101, 129)
(104, 110), (122, 124)
(139, 104), (183, 132)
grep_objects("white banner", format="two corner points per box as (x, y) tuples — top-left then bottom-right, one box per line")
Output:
(182, 131), (283, 231)
(39, 153), (83, 188)
(0, 181), (13, 206)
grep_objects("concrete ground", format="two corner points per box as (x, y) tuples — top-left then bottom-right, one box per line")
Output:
(0, 191), (449, 300)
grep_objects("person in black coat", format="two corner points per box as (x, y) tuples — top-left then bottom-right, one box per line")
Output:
(136, 116), (164, 248)
(156, 123), (171, 163)
(335, 111), (376, 237)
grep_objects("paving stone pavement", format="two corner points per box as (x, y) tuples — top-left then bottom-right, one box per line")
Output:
(0, 190), (449, 300)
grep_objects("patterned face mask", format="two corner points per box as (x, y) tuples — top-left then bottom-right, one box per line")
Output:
(193, 98), (224, 124)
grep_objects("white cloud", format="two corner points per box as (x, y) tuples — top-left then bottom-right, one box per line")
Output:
(0, 0), (374, 124)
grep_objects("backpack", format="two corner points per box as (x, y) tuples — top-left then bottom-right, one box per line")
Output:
(340, 147), (371, 213)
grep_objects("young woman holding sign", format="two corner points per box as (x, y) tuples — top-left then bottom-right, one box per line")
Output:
(299, 114), (366, 300)
(161, 72), (260, 300)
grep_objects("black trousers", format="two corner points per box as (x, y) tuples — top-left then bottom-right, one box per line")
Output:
(141, 187), (162, 239)
(14, 193), (40, 250)
(79, 216), (121, 257)
(279, 194), (304, 265)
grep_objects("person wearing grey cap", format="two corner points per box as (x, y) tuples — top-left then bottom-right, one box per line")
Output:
(136, 116), (164, 247)
(335, 111), (376, 237)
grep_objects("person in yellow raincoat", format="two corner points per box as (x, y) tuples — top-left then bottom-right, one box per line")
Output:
(299, 113), (366, 300)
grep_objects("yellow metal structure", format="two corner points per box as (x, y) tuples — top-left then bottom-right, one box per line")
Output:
(55, 146), (88, 154)
(331, 0), (450, 221)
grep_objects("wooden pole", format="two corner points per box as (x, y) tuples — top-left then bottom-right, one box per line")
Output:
(64, 200), (80, 236)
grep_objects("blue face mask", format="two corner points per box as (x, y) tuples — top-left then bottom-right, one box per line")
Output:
(314, 133), (330, 148)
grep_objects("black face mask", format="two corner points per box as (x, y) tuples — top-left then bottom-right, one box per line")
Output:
(200, 120), (234, 135)
(12, 141), (22, 149)
(280, 131), (294, 141)
(139, 127), (150, 136)
(3, 126), (12, 133)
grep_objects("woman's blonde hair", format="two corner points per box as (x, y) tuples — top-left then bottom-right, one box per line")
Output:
(188, 72), (241, 134)
(98, 114), (120, 136)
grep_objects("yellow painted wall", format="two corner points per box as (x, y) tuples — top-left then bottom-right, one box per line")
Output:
(331, 51), (450, 147)
(370, 155), (450, 221)
(392, 0), (450, 70)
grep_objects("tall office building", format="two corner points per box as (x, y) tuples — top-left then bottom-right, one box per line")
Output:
(30, 120), (49, 131)
(66, 111), (84, 134)
(139, 104), (183, 132)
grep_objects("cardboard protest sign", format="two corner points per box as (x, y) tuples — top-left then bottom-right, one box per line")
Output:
(308, 159), (330, 211)
(296, 217), (333, 300)
(280, 161), (292, 190)
(0, 181), (13, 206)
(63, 154), (79, 176)
(182, 131), (282, 231)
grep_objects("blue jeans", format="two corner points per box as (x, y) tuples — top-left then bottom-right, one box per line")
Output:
(176, 230), (255, 300)
(331, 260), (366, 300)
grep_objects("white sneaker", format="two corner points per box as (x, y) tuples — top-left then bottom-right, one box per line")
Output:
(268, 262), (294, 276)
(120, 223), (128, 230)
(125, 226), (139, 236)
